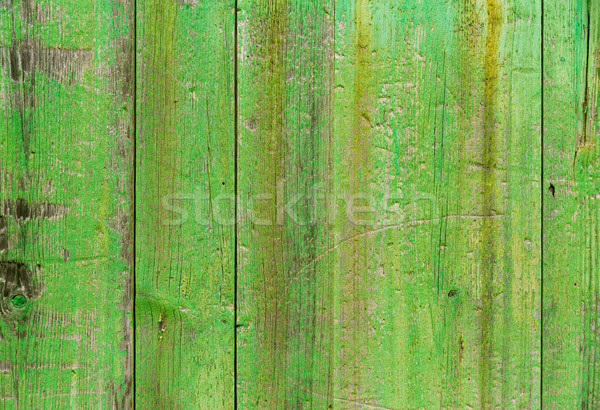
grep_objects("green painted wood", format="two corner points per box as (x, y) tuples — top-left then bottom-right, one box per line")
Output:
(236, 1), (335, 408)
(0, 0), (134, 407)
(6, 0), (600, 406)
(543, 0), (600, 407)
(134, 0), (236, 407)
(415, 0), (542, 406)
(238, 0), (541, 408)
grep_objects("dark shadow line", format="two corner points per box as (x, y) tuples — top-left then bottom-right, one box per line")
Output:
(540, 0), (545, 407)
(233, 0), (239, 408)
(132, 0), (138, 408)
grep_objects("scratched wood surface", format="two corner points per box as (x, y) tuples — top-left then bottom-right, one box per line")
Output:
(135, 0), (235, 408)
(0, 0), (134, 407)
(0, 0), (598, 408)
(543, 0), (600, 407)
(237, 0), (542, 408)
(236, 1), (335, 408)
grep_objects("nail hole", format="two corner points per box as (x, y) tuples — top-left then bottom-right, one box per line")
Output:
(549, 183), (555, 197)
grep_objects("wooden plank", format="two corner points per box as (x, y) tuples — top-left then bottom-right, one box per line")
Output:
(543, 0), (600, 407)
(236, 1), (335, 407)
(238, 0), (541, 407)
(0, 0), (134, 407)
(134, 0), (236, 407)
(332, 0), (540, 407)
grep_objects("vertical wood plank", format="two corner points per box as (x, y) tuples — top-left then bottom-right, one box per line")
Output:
(543, 0), (600, 407)
(332, 0), (540, 407)
(135, 0), (236, 407)
(236, 1), (336, 407)
(0, 0), (134, 407)
(238, 0), (541, 408)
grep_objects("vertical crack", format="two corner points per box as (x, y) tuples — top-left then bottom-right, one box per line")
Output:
(573, 0), (592, 175)
(540, 0), (545, 406)
(233, 0), (239, 407)
(132, 0), (138, 407)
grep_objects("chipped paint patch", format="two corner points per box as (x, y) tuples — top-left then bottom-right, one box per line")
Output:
(0, 39), (93, 83)
(1, 198), (69, 221)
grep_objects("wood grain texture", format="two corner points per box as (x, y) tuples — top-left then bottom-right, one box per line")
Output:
(135, 0), (236, 407)
(236, 1), (335, 407)
(0, 0), (134, 407)
(4, 0), (600, 407)
(423, 0), (542, 407)
(543, 0), (600, 407)
(334, 0), (541, 407)
(238, 0), (541, 408)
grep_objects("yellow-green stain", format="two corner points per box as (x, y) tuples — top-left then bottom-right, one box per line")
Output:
(339, 0), (374, 400)
(480, 0), (502, 407)
(254, 0), (288, 404)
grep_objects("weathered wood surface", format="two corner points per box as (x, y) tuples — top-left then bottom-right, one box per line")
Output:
(0, 0), (598, 408)
(236, 1), (335, 408)
(135, 0), (235, 408)
(543, 0), (600, 407)
(238, 0), (541, 408)
(0, 0), (134, 407)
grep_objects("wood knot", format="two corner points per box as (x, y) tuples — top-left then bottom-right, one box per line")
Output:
(0, 261), (40, 319)
(11, 294), (27, 309)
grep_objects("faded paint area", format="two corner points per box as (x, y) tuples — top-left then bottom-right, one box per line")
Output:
(176, 0), (198, 6)
(479, 0), (502, 407)
(338, 0), (374, 402)
(0, 39), (93, 159)
(107, 37), (134, 97)
(0, 217), (7, 254)
(0, 199), (69, 256)
(0, 40), (92, 84)
(1, 199), (69, 221)
(139, 0), (179, 280)
(252, 0), (288, 404)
